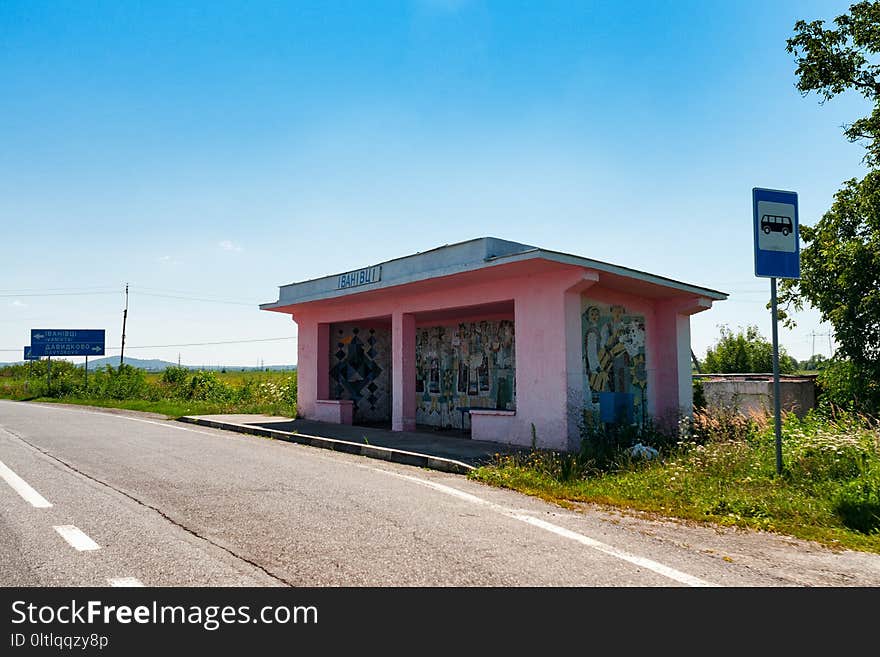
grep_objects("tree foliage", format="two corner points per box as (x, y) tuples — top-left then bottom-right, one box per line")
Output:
(787, 1), (880, 166)
(780, 2), (880, 390)
(800, 353), (830, 372)
(703, 325), (797, 374)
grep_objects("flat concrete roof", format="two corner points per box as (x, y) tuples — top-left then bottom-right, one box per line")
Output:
(261, 237), (728, 310)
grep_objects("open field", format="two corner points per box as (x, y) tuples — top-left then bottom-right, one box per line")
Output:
(0, 362), (297, 418)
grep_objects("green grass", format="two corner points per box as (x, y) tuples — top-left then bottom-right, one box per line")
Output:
(470, 409), (880, 553)
(0, 362), (297, 419)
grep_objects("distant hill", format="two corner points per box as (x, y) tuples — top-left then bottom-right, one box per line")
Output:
(83, 357), (177, 371)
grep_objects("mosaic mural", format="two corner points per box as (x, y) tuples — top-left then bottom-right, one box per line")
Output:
(415, 320), (515, 430)
(581, 301), (647, 426)
(329, 323), (391, 423)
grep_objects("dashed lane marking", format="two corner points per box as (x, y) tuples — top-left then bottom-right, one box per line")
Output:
(54, 525), (101, 551)
(0, 459), (52, 508)
(108, 577), (145, 587)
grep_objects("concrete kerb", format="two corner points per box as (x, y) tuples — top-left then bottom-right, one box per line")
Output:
(176, 416), (474, 475)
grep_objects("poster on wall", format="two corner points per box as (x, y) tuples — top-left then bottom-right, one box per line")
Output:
(582, 301), (647, 427)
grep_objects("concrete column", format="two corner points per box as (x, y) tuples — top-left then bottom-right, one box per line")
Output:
(295, 316), (317, 419)
(651, 297), (711, 425)
(514, 282), (569, 450)
(317, 323), (330, 401)
(676, 314), (694, 415)
(391, 311), (416, 431)
(650, 304), (680, 425)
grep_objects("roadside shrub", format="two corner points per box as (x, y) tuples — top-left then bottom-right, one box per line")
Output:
(186, 370), (232, 402)
(833, 475), (880, 534)
(817, 359), (880, 416)
(161, 366), (189, 386)
(786, 428), (873, 481)
(88, 365), (150, 400)
(579, 421), (643, 473)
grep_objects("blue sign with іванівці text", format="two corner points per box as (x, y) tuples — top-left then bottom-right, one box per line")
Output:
(30, 329), (105, 357)
(753, 187), (800, 279)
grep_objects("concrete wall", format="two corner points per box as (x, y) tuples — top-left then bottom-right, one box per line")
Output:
(700, 377), (816, 418)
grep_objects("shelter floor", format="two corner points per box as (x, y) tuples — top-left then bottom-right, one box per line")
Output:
(187, 414), (524, 466)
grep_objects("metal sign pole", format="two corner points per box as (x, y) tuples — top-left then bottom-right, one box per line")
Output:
(771, 278), (783, 475)
(47, 356), (51, 396)
(753, 187), (798, 476)
(85, 355), (88, 391)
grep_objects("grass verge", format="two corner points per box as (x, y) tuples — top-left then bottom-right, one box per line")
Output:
(470, 409), (880, 553)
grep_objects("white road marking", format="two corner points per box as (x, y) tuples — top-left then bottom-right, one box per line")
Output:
(369, 467), (715, 587)
(0, 459), (52, 508)
(9, 402), (714, 586)
(54, 525), (101, 551)
(108, 577), (144, 587)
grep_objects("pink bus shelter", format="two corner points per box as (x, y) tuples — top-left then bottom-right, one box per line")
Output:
(261, 238), (726, 451)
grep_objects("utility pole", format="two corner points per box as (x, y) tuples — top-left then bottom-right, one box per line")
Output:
(690, 349), (702, 374)
(178, 352), (181, 367)
(119, 283), (129, 367)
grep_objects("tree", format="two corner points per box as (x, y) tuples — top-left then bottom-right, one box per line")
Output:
(702, 325), (797, 374)
(780, 2), (880, 393)
(801, 353), (830, 372)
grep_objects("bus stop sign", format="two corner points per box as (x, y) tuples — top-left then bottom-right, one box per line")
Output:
(753, 187), (800, 279)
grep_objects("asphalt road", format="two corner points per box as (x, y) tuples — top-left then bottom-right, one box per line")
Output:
(2, 400), (880, 587)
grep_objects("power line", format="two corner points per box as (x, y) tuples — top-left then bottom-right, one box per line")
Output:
(0, 336), (296, 352)
(133, 291), (257, 306)
(0, 286), (260, 305)
(0, 291), (119, 298)
(134, 285), (261, 300)
(111, 336), (296, 349)
(0, 286), (117, 292)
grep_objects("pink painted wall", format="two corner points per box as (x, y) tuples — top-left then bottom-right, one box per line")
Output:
(314, 400), (354, 424)
(279, 261), (712, 450)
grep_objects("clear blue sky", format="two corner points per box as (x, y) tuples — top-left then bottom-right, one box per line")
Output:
(0, 0), (867, 366)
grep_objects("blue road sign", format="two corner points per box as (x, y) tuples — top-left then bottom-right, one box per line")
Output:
(23, 346), (40, 360)
(753, 187), (800, 279)
(31, 329), (105, 357)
